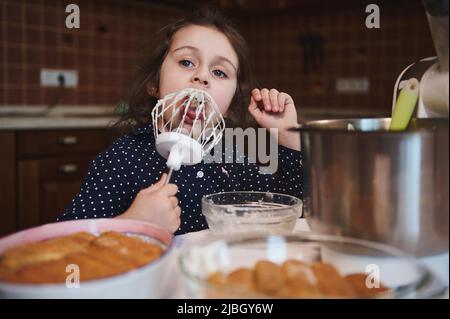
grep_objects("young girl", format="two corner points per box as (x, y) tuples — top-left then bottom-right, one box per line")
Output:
(58, 8), (303, 235)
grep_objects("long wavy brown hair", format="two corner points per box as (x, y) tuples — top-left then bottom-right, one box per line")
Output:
(114, 7), (255, 135)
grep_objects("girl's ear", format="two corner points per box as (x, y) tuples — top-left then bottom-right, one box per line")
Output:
(146, 83), (158, 97)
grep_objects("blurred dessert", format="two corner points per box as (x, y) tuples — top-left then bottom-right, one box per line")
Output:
(207, 259), (390, 298)
(0, 231), (164, 284)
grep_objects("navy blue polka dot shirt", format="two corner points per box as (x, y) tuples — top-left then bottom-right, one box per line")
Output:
(58, 125), (303, 235)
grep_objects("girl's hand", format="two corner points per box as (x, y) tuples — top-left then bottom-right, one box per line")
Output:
(248, 88), (300, 151)
(116, 173), (181, 233)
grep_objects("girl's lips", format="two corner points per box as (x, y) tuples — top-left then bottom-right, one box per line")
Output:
(182, 107), (203, 124)
(183, 115), (194, 125)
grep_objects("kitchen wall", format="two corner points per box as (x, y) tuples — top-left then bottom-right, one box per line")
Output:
(1, 0), (436, 117)
(242, 0), (436, 116)
(0, 0), (185, 106)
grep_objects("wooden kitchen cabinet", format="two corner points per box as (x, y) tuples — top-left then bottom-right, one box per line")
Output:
(17, 129), (111, 158)
(17, 155), (96, 229)
(0, 132), (16, 236)
(0, 128), (114, 236)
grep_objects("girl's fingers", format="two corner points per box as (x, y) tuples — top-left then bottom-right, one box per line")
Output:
(248, 96), (262, 119)
(158, 173), (168, 185)
(141, 173), (168, 194)
(174, 214), (181, 232)
(139, 186), (154, 195)
(249, 87), (294, 119)
(160, 183), (178, 196)
(172, 207), (182, 232)
(254, 88), (283, 112)
(284, 93), (294, 111)
(278, 93), (287, 113)
(170, 196), (179, 208)
(269, 89), (280, 112)
(260, 88), (271, 111)
(174, 206), (182, 217)
(251, 88), (262, 101)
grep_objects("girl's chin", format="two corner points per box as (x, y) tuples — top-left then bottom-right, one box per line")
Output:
(183, 116), (194, 125)
(169, 120), (193, 132)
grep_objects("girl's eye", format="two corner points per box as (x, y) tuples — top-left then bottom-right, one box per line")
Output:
(179, 60), (194, 68)
(212, 69), (228, 79)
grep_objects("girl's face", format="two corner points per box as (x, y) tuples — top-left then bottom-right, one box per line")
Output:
(156, 25), (239, 118)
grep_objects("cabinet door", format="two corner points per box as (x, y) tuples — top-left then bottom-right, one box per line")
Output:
(40, 180), (85, 225)
(0, 132), (16, 236)
(17, 156), (93, 229)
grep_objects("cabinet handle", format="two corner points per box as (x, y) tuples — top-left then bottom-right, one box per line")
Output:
(59, 164), (78, 174)
(58, 136), (78, 145)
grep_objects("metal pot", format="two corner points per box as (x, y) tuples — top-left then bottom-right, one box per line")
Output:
(293, 118), (449, 256)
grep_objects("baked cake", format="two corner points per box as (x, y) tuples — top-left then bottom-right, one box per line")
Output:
(0, 231), (164, 284)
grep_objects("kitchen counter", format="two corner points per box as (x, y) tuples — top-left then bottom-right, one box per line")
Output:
(0, 116), (120, 130)
(1, 105), (391, 130)
(299, 108), (390, 122)
(0, 105), (120, 130)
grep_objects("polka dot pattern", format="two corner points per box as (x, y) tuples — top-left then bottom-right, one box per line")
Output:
(58, 125), (303, 235)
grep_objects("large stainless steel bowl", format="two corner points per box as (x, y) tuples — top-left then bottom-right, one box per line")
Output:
(293, 118), (449, 256)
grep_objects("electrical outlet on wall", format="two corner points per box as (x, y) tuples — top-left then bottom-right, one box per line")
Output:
(336, 77), (370, 93)
(40, 69), (78, 87)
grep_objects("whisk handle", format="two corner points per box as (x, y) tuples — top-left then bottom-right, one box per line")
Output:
(165, 168), (174, 185)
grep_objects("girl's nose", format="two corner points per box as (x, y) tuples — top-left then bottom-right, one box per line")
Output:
(191, 69), (209, 87)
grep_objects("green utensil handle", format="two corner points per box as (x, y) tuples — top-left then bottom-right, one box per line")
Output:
(390, 78), (420, 131)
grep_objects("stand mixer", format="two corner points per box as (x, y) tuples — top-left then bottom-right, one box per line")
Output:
(392, 0), (449, 118)
(390, 0), (449, 294)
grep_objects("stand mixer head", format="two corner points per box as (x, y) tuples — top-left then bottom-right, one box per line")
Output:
(392, 0), (449, 118)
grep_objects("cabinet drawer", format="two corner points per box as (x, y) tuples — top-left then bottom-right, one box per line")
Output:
(36, 156), (94, 181)
(17, 129), (110, 158)
(17, 156), (94, 229)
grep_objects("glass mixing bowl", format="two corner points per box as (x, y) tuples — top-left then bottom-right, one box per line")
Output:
(202, 191), (302, 234)
(179, 232), (437, 299)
